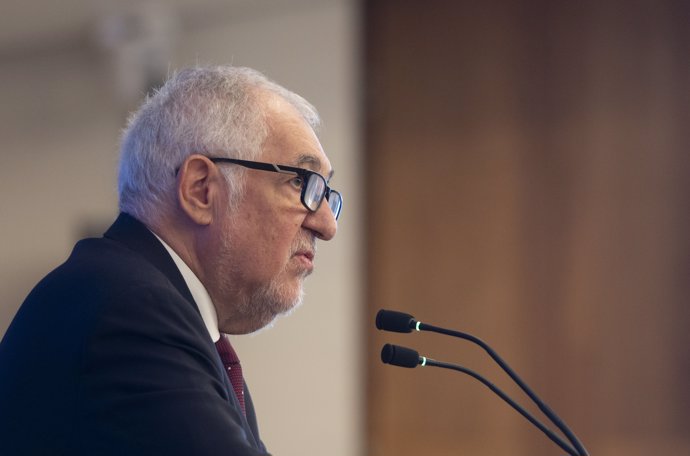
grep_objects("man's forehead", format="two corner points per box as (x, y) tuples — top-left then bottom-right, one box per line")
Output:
(294, 153), (334, 180)
(260, 95), (334, 179)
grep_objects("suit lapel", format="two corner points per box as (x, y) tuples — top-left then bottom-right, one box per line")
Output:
(103, 213), (264, 449)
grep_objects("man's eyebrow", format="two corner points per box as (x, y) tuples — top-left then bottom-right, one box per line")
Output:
(295, 154), (334, 180)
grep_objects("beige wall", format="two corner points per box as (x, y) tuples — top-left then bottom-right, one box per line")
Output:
(0, 1), (363, 455)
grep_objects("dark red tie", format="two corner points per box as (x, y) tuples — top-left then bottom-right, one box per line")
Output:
(215, 336), (246, 415)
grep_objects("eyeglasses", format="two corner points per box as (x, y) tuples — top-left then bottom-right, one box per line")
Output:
(208, 157), (342, 220)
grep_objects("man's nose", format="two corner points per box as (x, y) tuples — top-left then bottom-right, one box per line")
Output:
(303, 201), (337, 241)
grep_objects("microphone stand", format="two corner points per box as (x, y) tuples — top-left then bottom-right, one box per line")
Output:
(419, 322), (588, 456)
(381, 343), (582, 456)
(376, 310), (589, 456)
(427, 358), (581, 456)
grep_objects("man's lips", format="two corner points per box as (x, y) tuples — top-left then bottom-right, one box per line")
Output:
(294, 250), (314, 261)
(298, 251), (314, 261)
(293, 250), (315, 270)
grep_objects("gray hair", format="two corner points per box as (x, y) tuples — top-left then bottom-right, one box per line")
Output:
(118, 65), (321, 224)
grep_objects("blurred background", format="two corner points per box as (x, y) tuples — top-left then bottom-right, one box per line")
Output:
(1, 1), (688, 455)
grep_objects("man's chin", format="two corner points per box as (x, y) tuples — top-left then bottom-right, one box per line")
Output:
(248, 295), (303, 335)
(277, 283), (305, 317)
(245, 280), (305, 334)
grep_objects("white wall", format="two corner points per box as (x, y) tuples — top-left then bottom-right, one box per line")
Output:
(0, 1), (363, 455)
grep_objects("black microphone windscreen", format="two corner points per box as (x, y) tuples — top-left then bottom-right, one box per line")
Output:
(376, 309), (416, 333)
(381, 344), (420, 368)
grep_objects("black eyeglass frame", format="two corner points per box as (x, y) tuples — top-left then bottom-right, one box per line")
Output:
(207, 157), (342, 220)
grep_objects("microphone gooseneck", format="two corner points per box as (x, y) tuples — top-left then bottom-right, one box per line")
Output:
(381, 342), (580, 456)
(376, 309), (589, 456)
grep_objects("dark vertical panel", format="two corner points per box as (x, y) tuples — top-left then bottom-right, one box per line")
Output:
(365, 0), (690, 455)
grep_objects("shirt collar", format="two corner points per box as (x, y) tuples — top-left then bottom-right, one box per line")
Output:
(151, 231), (221, 343)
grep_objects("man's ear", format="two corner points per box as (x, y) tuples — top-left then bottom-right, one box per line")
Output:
(176, 154), (223, 226)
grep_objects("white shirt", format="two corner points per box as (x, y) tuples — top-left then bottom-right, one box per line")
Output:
(152, 232), (221, 343)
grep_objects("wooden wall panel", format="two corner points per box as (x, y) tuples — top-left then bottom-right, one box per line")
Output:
(364, 1), (690, 455)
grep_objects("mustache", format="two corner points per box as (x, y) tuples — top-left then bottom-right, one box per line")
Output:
(289, 231), (317, 257)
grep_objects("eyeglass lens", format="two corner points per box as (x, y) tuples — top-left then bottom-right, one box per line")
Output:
(304, 175), (326, 211)
(304, 174), (341, 219)
(329, 195), (342, 219)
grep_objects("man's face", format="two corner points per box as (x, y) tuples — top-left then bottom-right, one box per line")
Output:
(209, 96), (338, 334)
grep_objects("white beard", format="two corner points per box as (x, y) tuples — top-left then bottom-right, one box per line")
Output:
(210, 217), (314, 333)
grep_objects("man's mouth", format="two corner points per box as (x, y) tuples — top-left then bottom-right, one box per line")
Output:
(293, 250), (315, 271)
(291, 233), (317, 272)
(298, 251), (314, 261)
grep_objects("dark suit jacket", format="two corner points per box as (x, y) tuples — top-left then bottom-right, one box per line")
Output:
(0, 213), (269, 455)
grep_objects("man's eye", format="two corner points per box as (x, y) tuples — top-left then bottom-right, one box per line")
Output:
(289, 176), (304, 189)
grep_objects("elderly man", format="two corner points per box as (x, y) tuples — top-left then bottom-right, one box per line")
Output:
(0, 66), (341, 455)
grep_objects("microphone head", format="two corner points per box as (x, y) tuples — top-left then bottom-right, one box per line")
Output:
(376, 309), (416, 333)
(381, 344), (420, 368)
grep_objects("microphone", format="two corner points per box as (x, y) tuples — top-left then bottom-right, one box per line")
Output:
(376, 309), (589, 456)
(376, 310), (416, 333)
(381, 343), (424, 367)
